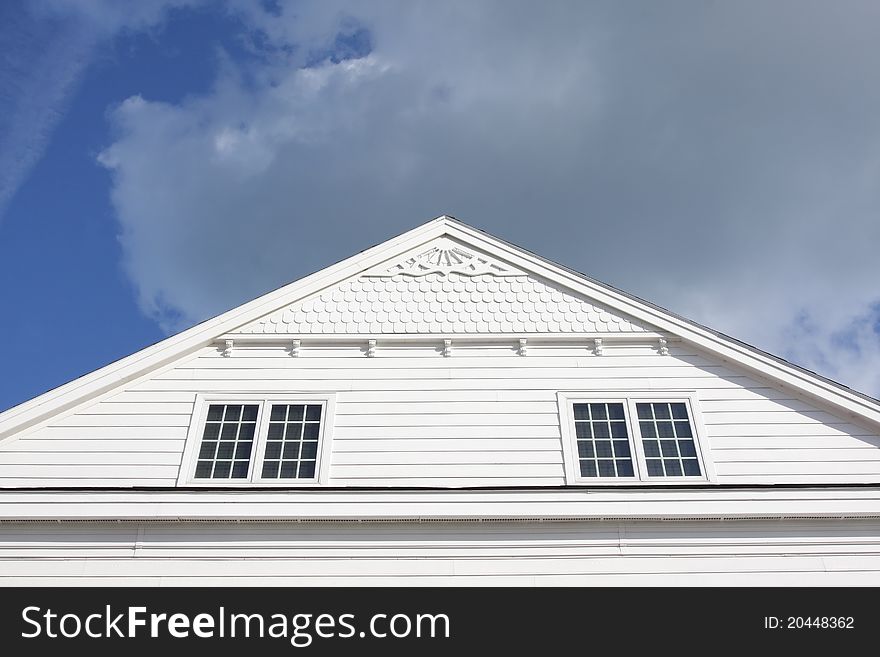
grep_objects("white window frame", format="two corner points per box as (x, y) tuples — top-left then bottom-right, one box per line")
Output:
(557, 391), (716, 485)
(177, 392), (336, 487)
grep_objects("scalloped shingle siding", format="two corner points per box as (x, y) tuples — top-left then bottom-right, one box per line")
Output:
(237, 273), (652, 334)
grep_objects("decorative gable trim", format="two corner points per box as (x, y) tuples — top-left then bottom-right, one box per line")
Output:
(364, 237), (524, 277)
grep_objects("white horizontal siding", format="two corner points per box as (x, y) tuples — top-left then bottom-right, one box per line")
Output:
(1, 342), (879, 486)
(2, 519), (880, 585)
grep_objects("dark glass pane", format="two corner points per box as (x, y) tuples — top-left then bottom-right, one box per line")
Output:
(284, 423), (303, 440)
(679, 441), (697, 457)
(613, 440), (630, 457)
(580, 460), (597, 477)
(575, 422), (592, 440)
(288, 405), (305, 422)
(238, 423), (256, 441)
(213, 461), (232, 478)
(242, 405), (259, 421)
(657, 422), (675, 438)
(224, 405), (242, 421)
(616, 460), (634, 477)
(610, 421), (628, 438)
(206, 405), (224, 421)
(262, 461), (279, 478)
(593, 423), (610, 439)
(597, 460), (615, 477)
(674, 421), (692, 438)
(590, 404), (607, 420)
(573, 404), (590, 421)
(653, 404), (671, 419)
(267, 424), (284, 440)
(643, 440), (661, 457)
(220, 424), (238, 440)
(235, 442), (252, 460)
(577, 442), (594, 458)
(231, 461), (249, 478)
(645, 459), (664, 476)
(595, 441), (613, 458)
(640, 421), (656, 439)
(216, 442), (235, 459)
(203, 423), (220, 440)
(608, 403), (625, 420)
(265, 442), (282, 459)
(195, 461), (213, 478)
(660, 440), (678, 457)
(636, 403), (653, 420)
(305, 405), (322, 421)
(671, 403), (689, 420)
(664, 460), (683, 477)
(270, 405), (287, 422)
(282, 443), (300, 459)
(280, 461), (297, 478)
(301, 441), (318, 459)
(302, 424), (320, 441)
(198, 441), (217, 459)
(298, 461), (316, 478)
(683, 459), (702, 476)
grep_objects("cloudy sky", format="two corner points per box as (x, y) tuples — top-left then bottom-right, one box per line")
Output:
(1, 0), (879, 411)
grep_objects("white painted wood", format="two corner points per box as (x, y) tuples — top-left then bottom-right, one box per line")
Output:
(2, 519), (880, 585)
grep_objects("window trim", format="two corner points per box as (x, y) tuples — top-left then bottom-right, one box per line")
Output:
(557, 391), (716, 485)
(178, 393), (336, 487)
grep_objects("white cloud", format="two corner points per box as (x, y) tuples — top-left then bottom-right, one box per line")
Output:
(96, 1), (880, 396)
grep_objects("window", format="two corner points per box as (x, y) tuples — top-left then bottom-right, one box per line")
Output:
(179, 395), (335, 486)
(558, 393), (711, 484)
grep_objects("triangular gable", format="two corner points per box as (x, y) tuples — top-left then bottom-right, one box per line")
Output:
(2, 215), (880, 443)
(236, 237), (653, 335)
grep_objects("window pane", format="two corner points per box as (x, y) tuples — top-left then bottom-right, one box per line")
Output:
(577, 442), (595, 458)
(664, 460), (683, 477)
(194, 403), (259, 480)
(597, 460), (615, 477)
(590, 404), (607, 420)
(608, 403), (625, 420)
(580, 460), (598, 477)
(573, 404), (590, 421)
(613, 440), (630, 458)
(575, 422), (592, 440)
(595, 441), (613, 458)
(636, 402), (701, 479)
(646, 459), (664, 476)
(671, 403), (689, 419)
(610, 421), (628, 438)
(616, 461), (634, 477)
(259, 403), (324, 480)
(594, 423), (610, 439)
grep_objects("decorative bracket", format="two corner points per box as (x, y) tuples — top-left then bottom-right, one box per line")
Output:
(658, 337), (669, 356)
(593, 338), (603, 356)
(289, 339), (301, 357)
(443, 339), (453, 357)
(366, 339), (377, 358)
(222, 339), (234, 358)
(518, 338), (528, 356)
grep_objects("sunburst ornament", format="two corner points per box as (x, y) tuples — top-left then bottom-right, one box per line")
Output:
(368, 240), (524, 277)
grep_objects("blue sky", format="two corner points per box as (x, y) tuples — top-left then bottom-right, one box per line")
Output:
(1, 0), (880, 412)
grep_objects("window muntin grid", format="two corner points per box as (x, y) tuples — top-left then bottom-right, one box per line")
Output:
(194, 404), (258, 479)
(572, 402), (635, 478)
(260, 403), (323, 480)
(636, 402), (701, 477)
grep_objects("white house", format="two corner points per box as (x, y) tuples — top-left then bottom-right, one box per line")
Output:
(1, 215), (880, 585)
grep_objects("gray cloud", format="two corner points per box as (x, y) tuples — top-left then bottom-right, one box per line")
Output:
(95, 1), (880, 395)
